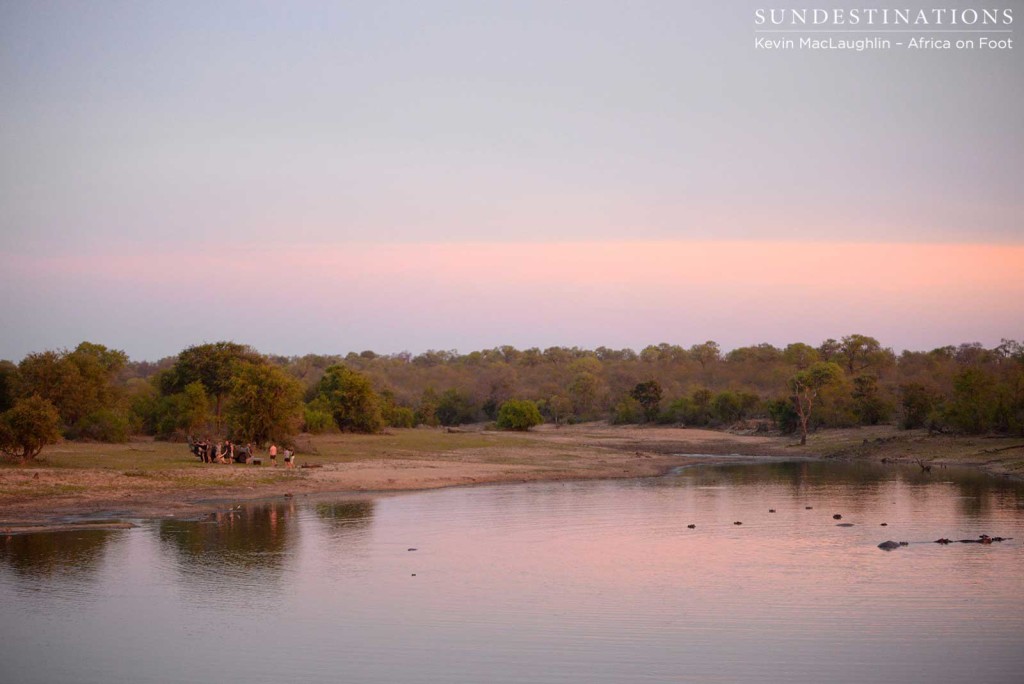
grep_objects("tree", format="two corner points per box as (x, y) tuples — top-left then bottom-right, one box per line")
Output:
(851, 374), (891, 425)
(435, 388), (477, 426)
(496, 399), (543, 431)
(16, 342), (128, 434)
(789, 362), (843, 445)
(782, 343), (819, 369)
(630, 380), (663, 422)
(228, 363), (303, 445)
(838, 334), (888, 374)
(544, 394), (573, 425)
(689, 341), (721, 371)
(569, 371), (606, 419)
(945, 367), (997, 434)
(162, 342), (263, 431)
(317, 365), (383, 433)
(179, 381), (212, 435)
(899, 382), (938, 430)
(0, 396), (62, 462)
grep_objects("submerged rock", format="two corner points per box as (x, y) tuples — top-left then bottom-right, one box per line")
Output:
(836, 523), (854, 527)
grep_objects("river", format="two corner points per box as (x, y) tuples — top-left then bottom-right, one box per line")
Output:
(2, 460), (1023, 683)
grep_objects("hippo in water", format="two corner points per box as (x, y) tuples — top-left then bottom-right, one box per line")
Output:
(878, 540), (901, 551)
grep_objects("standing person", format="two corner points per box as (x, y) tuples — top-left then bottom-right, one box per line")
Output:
(269, 444), (278, 467)
(283, 448), (294, 468)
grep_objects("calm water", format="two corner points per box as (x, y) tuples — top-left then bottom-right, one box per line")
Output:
(2, 460), (1023, 684)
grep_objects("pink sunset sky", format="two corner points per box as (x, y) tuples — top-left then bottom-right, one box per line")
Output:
(1, 2), (1021, 360)
(2, 241), (1020, 360)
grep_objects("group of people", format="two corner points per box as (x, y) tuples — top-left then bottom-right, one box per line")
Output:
(187, 437), (296, 467)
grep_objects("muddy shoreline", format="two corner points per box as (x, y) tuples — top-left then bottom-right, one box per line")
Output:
(2, 424), (1022, 533)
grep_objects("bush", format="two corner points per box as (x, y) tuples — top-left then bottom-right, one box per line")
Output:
(70, 409), (131, 442)
(766, 398), (799, 434)
(0, 396), (62, 461)
(317, 365), (384, 433)
(385, 406), (416, 428)
(496, 399), (543, 431)
(612, 395), (642, 424)
(303, 408), (333, 434)
(435, 389), (477, 426)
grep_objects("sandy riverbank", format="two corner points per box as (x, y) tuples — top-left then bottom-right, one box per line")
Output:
(2, 423), (1022, 531)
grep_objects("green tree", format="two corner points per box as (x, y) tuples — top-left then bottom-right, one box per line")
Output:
(0, 396), (62, 462)
(162, 342), (263, 431)
(380, 389), (416, 428)
(789, 362), (843, 445)
(544, 394), (573, 426)
(228, 363), (304, 445)
(317, 365), (383, 433)
(612, 395), (643, 424)
(496, 399), (543, 431)
(898, 382), (939, 430)
(179, 381), (211, 435)
(852, 374), (892, 425)
(710, 390), (750, 425)
(838, 334), (888, 374)
(945, 367), (997, 434)
(303, 395), (335, 434)
(16, 343), (127, 434)
(630, 380), (663, 422)
(435, 388), (477, 426)
(568, 371), (603, 419)
(689, 341), (721, 371)
(767, 397), (799, 434)
(415, 388), (440, 427)
(782, 343), (819, 369)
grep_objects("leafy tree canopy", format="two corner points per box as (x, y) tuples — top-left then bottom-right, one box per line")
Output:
(0, 396), (62, 462)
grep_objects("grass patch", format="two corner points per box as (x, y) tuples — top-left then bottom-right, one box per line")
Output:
(0, 482), (88, 498)
(293, 429), (540, 464)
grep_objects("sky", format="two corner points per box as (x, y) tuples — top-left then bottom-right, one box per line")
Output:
(1, 0), (1021, 361)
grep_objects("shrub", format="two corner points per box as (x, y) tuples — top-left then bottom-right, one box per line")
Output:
(496, 399), (543, 431)
(0, 396), (62, 461)
(71, 409), (131, 442)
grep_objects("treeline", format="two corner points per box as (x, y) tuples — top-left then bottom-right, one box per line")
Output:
(2, 335), (1023, 460)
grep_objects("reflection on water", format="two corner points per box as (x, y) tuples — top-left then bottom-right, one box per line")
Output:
(1, 461), (1023, 684)
(159, 502), (298, 570)
(0, 529), (115, 581)
(313, 499), (375, 533)
(679, 459), (1024, 519)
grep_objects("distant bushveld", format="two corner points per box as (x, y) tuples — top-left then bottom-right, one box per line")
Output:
(2, 336), (1023, 461)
